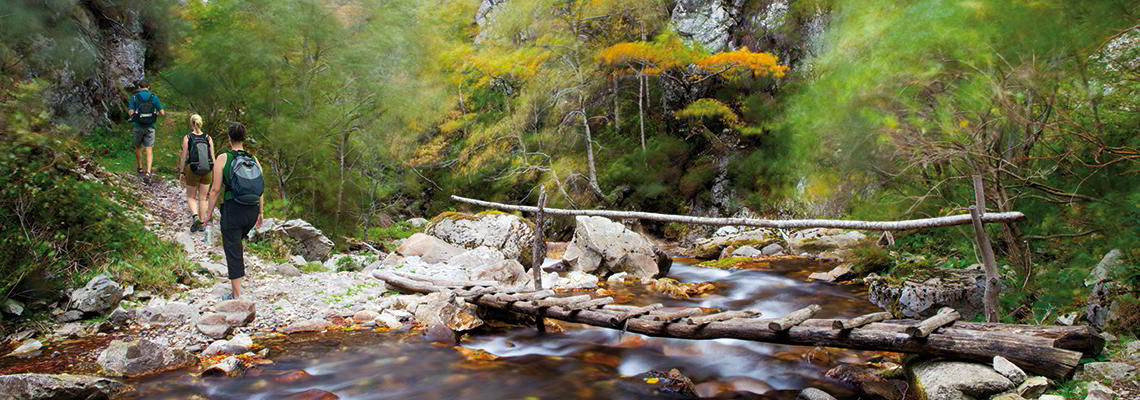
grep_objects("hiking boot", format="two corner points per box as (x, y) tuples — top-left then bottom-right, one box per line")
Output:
(190, 218), (202, 233)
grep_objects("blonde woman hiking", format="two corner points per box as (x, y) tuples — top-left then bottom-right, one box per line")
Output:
(179, 114), (215, 232)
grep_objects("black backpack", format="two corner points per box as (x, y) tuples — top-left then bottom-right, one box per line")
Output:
(226, 150), (264, 206)
(133, 92), (158, 126)
(186, 133), (212, 175)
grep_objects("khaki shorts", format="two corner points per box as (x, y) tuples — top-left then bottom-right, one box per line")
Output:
(132, 125), (155, 147)
(183, 170), (213, 187)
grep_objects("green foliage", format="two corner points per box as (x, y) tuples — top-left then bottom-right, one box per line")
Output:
(0, 81), (192, 303)
(850, 244), (892, 275)
(298, 263), (328, 274)
(247, 238), (291, 264)
(366, 221), (422, 243)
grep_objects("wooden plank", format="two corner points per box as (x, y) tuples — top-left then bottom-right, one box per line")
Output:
(604, 304), (663, 324)
(395, 272), (499, 288)
(832, 312), (892, 330)
(528, 295), (593, 308)
(687, 310), (760, 325)
(555, 297), (614, 312)
(531, 187), (548, 333)
(906, 307), (961, 338)
(769, 305), (822, 331)
(487, 291), (555, 303)
(970, 205), (1001, 323)
(649, 308), (707, 322)
(450, 195), (1026, 231)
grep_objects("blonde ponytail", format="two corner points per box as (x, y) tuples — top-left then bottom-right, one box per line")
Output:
(190, 114), (204, 133)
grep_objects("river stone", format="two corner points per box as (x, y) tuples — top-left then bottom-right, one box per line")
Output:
(808, 264), (855, 283)
(689, 228), (780, 259)
(5, 340), (43, 358)
(562, 216), (671, 279)
(1075, 362), (1136, 381)
(135, 302), (198, 325)
(868, 268), (985, 319)
(426, 212), (536, 264)
(69, 275), (123, 315)
(471, 259), (531, 289)
(423, 323), (458, 345)
(353, 310), (379, 322)
(215, 300), (256, 326)
(2, 299), (24, 316)
(196, 313), (234, 339)
(1017, 376), (1049, 398)
(992, 356), (1027, 385)
(200, 356), (245, 378)
(731, 245), (763, 258)
(1085, 381), (1116, 400)
(797, 387), (838, 400)
(397, 233), (465, 264)
(56, 310), (83, 323)
(254, 219), (335, 262)
(376, 312), (403, 329)
(96, 339), (194, 378)
(910, 360), (1013, 400)
(285, 318), (330, 333)
(414, 292), (483, 331)
(990, 393), (1025, 400)
(0, 373), (126, 400)
(222, 334), (253, 355)
(762, 243), (785, 256)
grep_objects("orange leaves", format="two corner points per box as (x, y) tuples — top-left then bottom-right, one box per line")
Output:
(598, 42), (658, 66)
(697, 48), (789, 78)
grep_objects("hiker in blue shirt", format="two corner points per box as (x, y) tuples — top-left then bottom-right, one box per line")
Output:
(127, 81), (165, 178)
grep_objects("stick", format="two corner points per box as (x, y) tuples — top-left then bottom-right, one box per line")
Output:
(450, 195), (1025, 231)
(906, 307), (961, 338)
(532, 187), (547, 333)
(769, 305), (822, 331)
(832, 312), (893, 330)
(970, 205), (1001, 323)
(687, 310), (760, 325)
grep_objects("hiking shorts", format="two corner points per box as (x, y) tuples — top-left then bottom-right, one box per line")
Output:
(132, 125), (156, 147)
(221, 200), (260, 280)
(182, 170), (213, 187)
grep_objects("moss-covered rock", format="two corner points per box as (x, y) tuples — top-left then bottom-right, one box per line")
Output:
(868, 268), (985, 319)
(687, 228), (781, 259)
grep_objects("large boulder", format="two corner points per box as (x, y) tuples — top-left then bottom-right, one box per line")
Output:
(254, 219), (335, 262)
(397, 233), (465, 264)
(670, 0), (742, 52)
(69, 275), (123, 315)
(426, 212), (536, 264)
(413, 292), (484, 331)
(909, 360), (1014, 400)
(688, 228), (781, 259)
(868, 268), (985, 319)
(96, 339), (195, 378)
(472, 259), (532, 290)
(0, 373), (125, 400)
(561, 216), (671, 279)
(788, 229), (867, 254)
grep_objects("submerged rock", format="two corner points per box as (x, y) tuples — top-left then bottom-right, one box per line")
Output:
(96, 339), (195, 378)
(562, 216), (671, 279)
(0, 373), (125, 400)
(5, 339), (43, 358)
(426, 212), (536, 264)
(868, 268), (985, 319)
(285, 318), (331, 333)
(413, 292), (483, 331)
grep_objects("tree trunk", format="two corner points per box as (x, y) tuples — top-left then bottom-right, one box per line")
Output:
(612, 75), (620, 132)
(638, 70), (646, 153)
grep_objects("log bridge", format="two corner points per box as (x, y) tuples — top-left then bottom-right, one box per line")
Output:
(373, 270), (1103, 380)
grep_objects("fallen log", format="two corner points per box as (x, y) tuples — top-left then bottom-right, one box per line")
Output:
(604, 304), (663, 324)
(687, 310), (760, 325)
(527, 295), (593, 308)
(556, 297), (614, 312)
(487, 291), (555, 303)
(769, 305), (822, 331)
(395, 272), (499, 288)
(907, 307), (960, 338)
(649, 308), (708, 322)
(450, 195), (1026, 231)
(832, 312), (892, 330)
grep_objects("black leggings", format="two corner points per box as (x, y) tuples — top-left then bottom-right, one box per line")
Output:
(221, 200), (260, 280)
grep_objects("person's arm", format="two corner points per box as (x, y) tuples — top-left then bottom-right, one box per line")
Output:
(127, 94), (136, 118)
(156, 95), (165, 116)
(177, 135), (188, 176)
(256, 158), (266, 228)
(203, 153), (227, 224)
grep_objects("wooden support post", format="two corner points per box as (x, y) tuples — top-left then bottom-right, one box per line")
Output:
(769, 304), (822, 331)
(832, 312), (893, 330)
(906, 307), (961, 338)
(970, 204), (1000, 322)
(532, 187), (548, 333)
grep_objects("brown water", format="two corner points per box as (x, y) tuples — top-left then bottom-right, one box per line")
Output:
(120, 259), (887, 399)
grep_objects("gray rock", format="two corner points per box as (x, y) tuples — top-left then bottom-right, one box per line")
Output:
(993, 356), (1027, 385)
(69, 275), (124, 315)
(254, 219), (335, 262)
(376, 312), (403, 329)
(200, 356), (245, 377)
(53, 323), (87, 339)
(200, 262), (228, 277)
(1085, 249), (1124, 286)
(868, 268), (986, 319)
(910, 360), (1014, 400)
(396, 233), (465, 264)
(55, 310), (83, 323)
(285, 318), (330, 333)
(291, 255), (307, 265)
(195, 313), (233, 339)
(414, 292), (483, 331)
(1057, 312), (1078, 326)
(606, 272), (631, 285)
(214, 300), (256, 326)
(270, 263), (302, 277)
(353, 310), (379, 322)
(1085, 381), (1116, 400)
(423, 323), (457, 345)
(0, 373), (125, 400)
(788, 229), (867, 253)
(689, 228), (779, 259)
(96, 339), (194, 378)
(796, 387), (837, 400)
(426, 212), (536, 264)
(670, 0), (741, 52)
(5, 340), (43, 358)
(562, 216), (670, 279)
(221, 334), (253, 355)
(1124, 340), (1140, 359)
(2, 299), (25, 316)
(448, 246), (507, 269)
(471, 259), (532, 289)
(1075, 362), (1136, 381)
(135, 302), (198, 325)
(174, 231), (196, 254)
(405, 217), (429, 227)
(731, 245), (764, 258)
(1016, 376), (1049, 398)
(761, 243), (785, 256)
(808, 263), (855, 283)
(380, 253), (405, 266)
(1039, 395), (1065, 400)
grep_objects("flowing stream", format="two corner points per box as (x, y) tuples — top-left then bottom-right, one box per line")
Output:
(121, 259), (886, 399)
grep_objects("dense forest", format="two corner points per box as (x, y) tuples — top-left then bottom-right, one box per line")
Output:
(2, 0), (1138, 327)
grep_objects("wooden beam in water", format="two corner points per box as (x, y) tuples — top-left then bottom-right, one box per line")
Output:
(769, 305), (822, 331)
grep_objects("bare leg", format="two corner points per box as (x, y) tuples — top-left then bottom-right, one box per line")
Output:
(230, 277), (243, 299)
(144, 146), (153, 175)
(186, 185), (199, 218)
(197, 184), (210, 220)
(135, 146), (143, 171)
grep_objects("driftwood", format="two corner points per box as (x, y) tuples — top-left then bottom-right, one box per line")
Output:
(832, 312), (892, 330)
(556, 297), (614, 312)
(450, 195), (1025, 231)
(528, 295), (593, 308)
(395, 272), (498, 288)
(376, 271), (1092, 379)
(650, 308), (708, 322)
(605, 304), (664, 324)
(687, 310), (760, 325)
(768, 305), (821, 331)
(487, 291), (555, 303)
(906, 307), (961, 338)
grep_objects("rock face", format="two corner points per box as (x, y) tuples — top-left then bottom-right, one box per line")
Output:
(255, 219), (335, 262)
(397, 233), (466, 264)
(868, 268), (985, 319)
(671, 0), (743, 52)
(69, 275), (124, 315)
(96, 339), (194, 378)
(561, 216), (672, 279)
(0, 373), (125, 400)
(426, 212), (536, 264)
(909, 360), (1014, 400)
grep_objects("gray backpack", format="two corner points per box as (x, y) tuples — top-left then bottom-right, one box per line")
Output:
(186, 133), (212, 175)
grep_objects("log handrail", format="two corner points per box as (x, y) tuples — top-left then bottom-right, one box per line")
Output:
(450, 195), (1025, 231)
